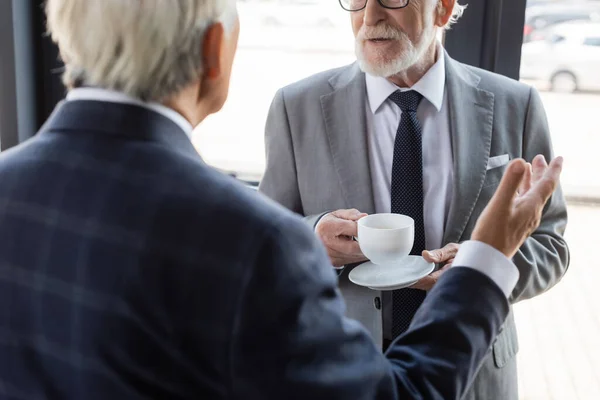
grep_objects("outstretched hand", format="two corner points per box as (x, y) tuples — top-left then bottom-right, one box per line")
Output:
(472, 155), (563, 259)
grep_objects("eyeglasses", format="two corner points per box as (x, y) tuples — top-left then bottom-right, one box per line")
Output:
(339, 0), (410, 12)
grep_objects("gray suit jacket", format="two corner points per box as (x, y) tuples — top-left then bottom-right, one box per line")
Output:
(259, 53), (569, 400)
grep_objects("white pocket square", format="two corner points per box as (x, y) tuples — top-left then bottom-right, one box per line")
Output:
(486, 154), (510, 170)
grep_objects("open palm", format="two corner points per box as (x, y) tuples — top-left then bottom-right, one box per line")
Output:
(472, 155), (564, 259)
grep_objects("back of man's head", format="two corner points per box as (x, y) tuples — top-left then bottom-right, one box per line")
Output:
(46, 0), (238, 102)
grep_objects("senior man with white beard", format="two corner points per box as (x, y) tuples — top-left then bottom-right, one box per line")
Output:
(259, 0), (569, 399)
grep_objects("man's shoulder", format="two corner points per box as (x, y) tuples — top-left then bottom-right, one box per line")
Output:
(279, 63), (357, 100)
(456, 60), (532, 99)
(0, 133), (298, 239)
(174, 162), (315, 245)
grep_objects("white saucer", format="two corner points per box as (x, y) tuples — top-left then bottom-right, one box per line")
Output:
(348, 256), (435, 291)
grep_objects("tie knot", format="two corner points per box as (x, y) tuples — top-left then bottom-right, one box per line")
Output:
(389, 90), (423, 112)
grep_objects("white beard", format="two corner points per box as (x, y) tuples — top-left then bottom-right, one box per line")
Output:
(355, 24), (438, 78)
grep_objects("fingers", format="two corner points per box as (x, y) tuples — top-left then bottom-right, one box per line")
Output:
(511, 156), (563, 246)
(318, 209), (369, 264)
(536, 156), (563, 203)
(318, 212), (363, 238)
(443, 258), (455, 269)
(323, 232), (365, 265)
(488, 159), (527, 210)
(329, 208), (369, 237)
(422, 243), (460, 263)
(336, 219), (359, 237)
(531, 154), (549, 184)
(470, 157), (560, 260)
(409, 275), (435, 291)
(333, 236), (364, 256)
(430, 264), (451, 279)
(409, 265), (451, 291)
(332, 209), (368, 221)
(525, 156), (563, 206)
(519, 162), (533, 195)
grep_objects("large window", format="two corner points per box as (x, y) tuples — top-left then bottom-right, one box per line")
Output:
(516, 2), (600, 399)
(192, 0), (355, 180)
(520, 4), (600, 200)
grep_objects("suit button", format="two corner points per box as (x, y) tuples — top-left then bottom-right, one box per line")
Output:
(374, 297), (381, 310)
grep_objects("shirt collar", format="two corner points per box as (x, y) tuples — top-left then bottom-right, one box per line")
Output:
(366, 42), (446, 114)
(66, 88), (194, 137)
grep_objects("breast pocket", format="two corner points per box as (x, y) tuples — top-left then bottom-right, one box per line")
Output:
(483, 165), (507, 189)
(482, 155), (510, 189)
(463, 156), (512, 241)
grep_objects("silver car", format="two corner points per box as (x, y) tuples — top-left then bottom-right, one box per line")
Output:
(521, 21), (600, 92)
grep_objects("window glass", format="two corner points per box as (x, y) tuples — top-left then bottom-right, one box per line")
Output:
(193, 0), (355, 180)
(548, 33), (566, 43)
(584, 36), (600, 46)
(519, 2), (600, 399)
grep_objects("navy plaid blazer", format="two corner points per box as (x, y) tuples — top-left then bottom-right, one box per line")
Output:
(0, 100), (508, 399)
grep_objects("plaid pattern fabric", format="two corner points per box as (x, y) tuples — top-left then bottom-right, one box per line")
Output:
(0, 101), (294, 398)
(0, 101), (509, 400)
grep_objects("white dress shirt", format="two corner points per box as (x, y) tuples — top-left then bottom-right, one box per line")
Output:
(365, 44), (453, 252)
(66, 87), (193, 136)
(453, 242), (518, 298)
(362, 45), (519, 297)
(362, 46), (519, 296)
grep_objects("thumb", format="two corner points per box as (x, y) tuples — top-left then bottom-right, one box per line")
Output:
(488, 159), (527, 210)
(333, 209), (367, 221)
(423, 249), (442, 262)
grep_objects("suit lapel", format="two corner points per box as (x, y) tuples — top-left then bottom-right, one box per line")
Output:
(318, 59), (495, 236)
(320, 64), (376, 214)
(443, 55), (496, 244)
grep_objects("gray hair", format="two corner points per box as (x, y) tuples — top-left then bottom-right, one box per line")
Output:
(442, 2), (467, 30)
(46, 0), (238, 101)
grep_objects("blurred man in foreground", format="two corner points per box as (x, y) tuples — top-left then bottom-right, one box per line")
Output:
(0, 0), (562, 399)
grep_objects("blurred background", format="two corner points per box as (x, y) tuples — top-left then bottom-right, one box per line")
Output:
(199, 0), (600, 202)
(1, 0), (599, 398)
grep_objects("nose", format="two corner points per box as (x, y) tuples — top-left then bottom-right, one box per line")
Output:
(363, 0), (387, 27)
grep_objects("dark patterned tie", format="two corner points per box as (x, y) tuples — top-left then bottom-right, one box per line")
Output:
(389, 90), (426, 338)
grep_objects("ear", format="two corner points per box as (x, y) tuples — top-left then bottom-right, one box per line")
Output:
(202, 22), (225, 80)
(436, 0), (456, 28)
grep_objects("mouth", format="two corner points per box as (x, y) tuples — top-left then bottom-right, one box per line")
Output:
(367, 38), (394, 44)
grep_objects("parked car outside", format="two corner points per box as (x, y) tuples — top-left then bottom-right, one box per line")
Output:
(524, 2), (600, 42)
(521, 21), (600, 92)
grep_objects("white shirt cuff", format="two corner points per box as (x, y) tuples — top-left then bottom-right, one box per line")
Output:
(452, 241), (519, 298)
(314, 213), (329, 232)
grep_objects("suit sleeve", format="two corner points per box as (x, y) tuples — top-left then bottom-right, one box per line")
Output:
(259, 89), (303, 214)
(511, 87), (570, 302)
(258, 89), (325, 227)
(229, 213), (509, 400)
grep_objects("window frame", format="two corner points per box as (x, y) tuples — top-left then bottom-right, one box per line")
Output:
(0, 0), (36, 150)
(444, 0), (528, 81)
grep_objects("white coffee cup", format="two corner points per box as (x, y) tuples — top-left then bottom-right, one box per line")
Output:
(357, 213), (414, 265)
